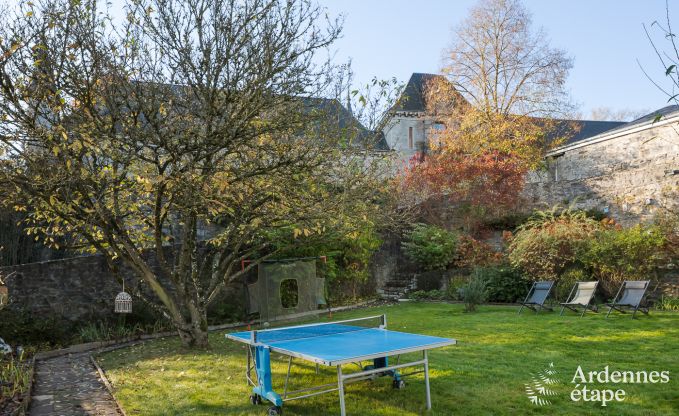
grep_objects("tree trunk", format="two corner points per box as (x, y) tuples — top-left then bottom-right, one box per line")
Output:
(176, 310), (209, 348)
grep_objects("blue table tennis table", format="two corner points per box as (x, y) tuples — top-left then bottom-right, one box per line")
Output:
(225, 314), (456, 416)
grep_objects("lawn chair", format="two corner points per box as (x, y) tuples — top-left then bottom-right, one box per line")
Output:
(605, 280), (650, 319)
(518, 281), (554, 314)
(560, 281), (598, 317)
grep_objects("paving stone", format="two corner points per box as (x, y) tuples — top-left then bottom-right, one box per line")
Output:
(28, 353), (122, 416)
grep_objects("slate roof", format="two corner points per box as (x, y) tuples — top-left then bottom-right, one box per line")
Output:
(303, 97), (390, 151)
(614, 105), (679, 130)
(390, 73), (449, 113)
(549, 105), (679, 151)
(552, 119), (627, 146)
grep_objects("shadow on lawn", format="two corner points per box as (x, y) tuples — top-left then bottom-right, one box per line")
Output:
(98, 304), (679, 416)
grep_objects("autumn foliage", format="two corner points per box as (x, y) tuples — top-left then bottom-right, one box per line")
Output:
(400, 149), (525, 212)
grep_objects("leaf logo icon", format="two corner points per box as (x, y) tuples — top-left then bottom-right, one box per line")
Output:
(525, 363), (561, 406)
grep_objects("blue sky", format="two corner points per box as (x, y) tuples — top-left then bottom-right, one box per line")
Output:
(320, 0), (675, 117)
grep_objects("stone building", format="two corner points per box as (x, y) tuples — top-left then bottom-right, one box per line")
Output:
(524, 105), (679, 224)
(382, 72), (679, 225)
(382, 73), (447, 165)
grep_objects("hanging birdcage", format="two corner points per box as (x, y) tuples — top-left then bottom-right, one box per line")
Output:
(114, 291), (133, 314)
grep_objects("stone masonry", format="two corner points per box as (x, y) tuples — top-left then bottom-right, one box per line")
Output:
(524, 112), (679, 225)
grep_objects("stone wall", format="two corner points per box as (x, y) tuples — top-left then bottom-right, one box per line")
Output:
(524, 119), (679, 225)
(0, 255), (126, 322)
(0, 249), (245, 324)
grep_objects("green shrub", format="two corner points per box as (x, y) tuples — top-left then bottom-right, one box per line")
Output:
(508, 206), (600, 281)
(555, 268), (590, 301)
(0, 308), (75, 348)
(427, 289), (447, 300)
(581, 224), (666, 295)
(475, 265), (530, 303)
(459, 270), (487, 312)
(0, 349), (32, 413)
(446, 275), (467, 301)
(402, 224), (458, 271)
(655, 211), (679, 261)
(481, 212), (531, 231)
(407, 290), (428, 301)
(655, 295), (679, 311)
(453, 235), (501, 269)
(408, 289), (447, 301)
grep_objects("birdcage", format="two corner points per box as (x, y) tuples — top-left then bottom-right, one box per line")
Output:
(114, 291), (133, 314)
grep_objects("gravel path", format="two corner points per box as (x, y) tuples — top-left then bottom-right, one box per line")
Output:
(28, 352), (122, 416)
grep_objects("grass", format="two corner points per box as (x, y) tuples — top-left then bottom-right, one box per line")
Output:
(97, 303), (679, 415)
(0, 350), (33, 414)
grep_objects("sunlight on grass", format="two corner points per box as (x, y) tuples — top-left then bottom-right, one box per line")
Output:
(565, 330), (666, 343)
(97, 303), (679, 416)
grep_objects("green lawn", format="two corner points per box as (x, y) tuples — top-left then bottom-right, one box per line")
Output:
(97, 303), (679, 415)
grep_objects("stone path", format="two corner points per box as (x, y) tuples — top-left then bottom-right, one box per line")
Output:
(29, 353), (122, 416)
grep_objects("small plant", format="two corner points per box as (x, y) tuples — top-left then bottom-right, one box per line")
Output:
(655, 295), (679, 311)
(402, 224), (458, 271)
(407, 289), (447, 301)
(459, 271), (488, 312)
(476, 265), (531, 303)
(408, 290), (429, 301)
(446, 275), (467, 301)
(77, 321), (144, 343)
(0, 349), (32, 413)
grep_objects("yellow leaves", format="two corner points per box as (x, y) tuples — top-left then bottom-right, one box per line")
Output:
(3, 42), (22, 60)
(346, 231), (360, 240)
(292, 228), (313, 238)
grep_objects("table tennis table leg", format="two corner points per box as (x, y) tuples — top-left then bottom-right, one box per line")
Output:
(246, 347), (252, 384)
(423, 350), (431, 410)
(337, 365), (346, 416)
(253, 346), (282, 408)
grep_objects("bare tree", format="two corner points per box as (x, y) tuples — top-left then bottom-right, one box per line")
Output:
(642, 0), (679, 107)
(398, 0), (578, 229)
(0, 0), (397, 347)
(587, 107), (649, 122)
(442, 0), (574, 119)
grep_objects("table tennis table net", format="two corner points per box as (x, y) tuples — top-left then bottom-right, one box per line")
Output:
(253, 316), (384, 344)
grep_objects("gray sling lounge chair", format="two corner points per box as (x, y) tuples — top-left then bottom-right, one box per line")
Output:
(518, 281), (554, 314)
(605, 280), (650, 319)
(560, 281), (598, 317)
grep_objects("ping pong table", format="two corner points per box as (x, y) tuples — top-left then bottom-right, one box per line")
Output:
(225, 314), (456, 415)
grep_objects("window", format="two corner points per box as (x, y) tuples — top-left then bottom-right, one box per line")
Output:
(408, 127), (414, 149)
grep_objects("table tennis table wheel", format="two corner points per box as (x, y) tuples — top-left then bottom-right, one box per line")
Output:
(392, 379), (406, 390)
(249, 394), (262, 405)
(267, 405), (283, 415)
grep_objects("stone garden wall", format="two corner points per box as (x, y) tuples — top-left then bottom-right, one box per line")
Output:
(0, 254), (147, 322)
(0, 248), (246, 325)
(523, 118), (679, 225)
